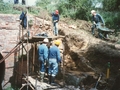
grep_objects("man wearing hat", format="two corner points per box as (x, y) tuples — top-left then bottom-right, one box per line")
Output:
(48, 40), (61, 85)
(38, 38), (49, 82)
(52, 10), (60, 36)
(91, 10), (105, 37)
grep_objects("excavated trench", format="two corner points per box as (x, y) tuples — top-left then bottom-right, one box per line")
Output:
(58, 29), (120, 90)
(0, 14), (120, 90)
(1, 35), (99, 90)
(55, 30), (98, 89)
(0, 31), (117, 90)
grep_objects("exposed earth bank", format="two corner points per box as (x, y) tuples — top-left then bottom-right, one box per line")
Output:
(0, 14), (120, 90)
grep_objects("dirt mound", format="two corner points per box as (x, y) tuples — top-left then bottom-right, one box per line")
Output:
(59, 17), (120, 77)
(0, 13), (120, 89)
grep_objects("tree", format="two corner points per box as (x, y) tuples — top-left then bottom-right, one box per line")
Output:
(36, 0), (51, 10)
(58, 0), (93, 20)
(0, 0), (3, 3)
(103, 0), (120, 11)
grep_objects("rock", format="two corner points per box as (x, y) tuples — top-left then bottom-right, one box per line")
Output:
(115, 44), (120, 50)
(65, 73), (85, 87)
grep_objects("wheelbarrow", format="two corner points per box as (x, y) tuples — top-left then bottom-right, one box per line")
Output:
(94, 25), (114, 40)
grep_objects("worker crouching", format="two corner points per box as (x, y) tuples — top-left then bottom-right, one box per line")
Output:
(48, 40), (61, 85)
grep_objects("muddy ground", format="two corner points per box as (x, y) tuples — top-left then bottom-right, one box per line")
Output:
(0, 14), (120, 90)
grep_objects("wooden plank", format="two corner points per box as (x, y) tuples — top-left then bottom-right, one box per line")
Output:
(23, 35), (65, 43)
(28, 76), (58, 90)
(32, 36), (52, 39)
(32, 35), (65, 40)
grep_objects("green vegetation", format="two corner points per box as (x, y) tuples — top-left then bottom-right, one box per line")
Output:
(36, 0), (120, 31)
(5, 86), (19, 90)
(0, 0), (120, 32)
(0, 3), (21, 14)
(58, 0), (93, 20)
(103, 0), (120, 11)
(102, 0), (120, 31)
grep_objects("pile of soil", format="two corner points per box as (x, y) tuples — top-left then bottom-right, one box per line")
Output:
(0, 12), (120, 89)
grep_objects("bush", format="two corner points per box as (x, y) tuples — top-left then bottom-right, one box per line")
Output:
(57, 0), (93, 21)
(0, 3), (21, 14)
(100, 11), (120, 30)
(103, 0), (120, 11)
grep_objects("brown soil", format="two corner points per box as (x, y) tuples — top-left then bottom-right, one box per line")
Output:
(0, 13), (120, 89)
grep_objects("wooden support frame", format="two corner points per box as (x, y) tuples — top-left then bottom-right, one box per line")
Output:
(32, 43), (35, 72)
(19, 77), (34, 90)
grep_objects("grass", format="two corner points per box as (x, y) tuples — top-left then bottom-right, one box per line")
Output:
(4, 86), (19, 90)
(0, 3), (21, 14)
(0, 3), (40, 15)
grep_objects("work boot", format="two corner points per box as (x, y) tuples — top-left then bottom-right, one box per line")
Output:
(40, 73), (44, 82)
(51, 76), (55, 85)
(91, 27), (95, 36)
(48, 75), (51, 84)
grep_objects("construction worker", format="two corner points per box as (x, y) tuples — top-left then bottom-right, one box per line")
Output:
(52, 10), (59, 36)
(22, 0), (26, 5)
(48, 40), (61, 85)
(20, 11), (27, 29)
(14, 0), (18, 4)
(38, 38), (49, 82)
(91, 10), (105, 37)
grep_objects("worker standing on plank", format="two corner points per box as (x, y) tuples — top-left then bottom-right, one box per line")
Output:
(20, 10), (27, 29)
(52, 10), (59, 36)
(38, 38), (49, 82)
(48, 40), (61, 85)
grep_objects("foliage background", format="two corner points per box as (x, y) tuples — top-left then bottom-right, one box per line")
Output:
(0, 0), (120, 31)
(35, 0), (120, 31)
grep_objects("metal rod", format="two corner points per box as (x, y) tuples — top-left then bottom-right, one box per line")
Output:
(26, 1), (29, 89)
(62, 38), (66, 86)
(19, 0), (32, 89)
(21, 25), (24, 85)
(26, 32), (29, 90)
(32, 43), (35, 72)
(0, 41), (24, 64)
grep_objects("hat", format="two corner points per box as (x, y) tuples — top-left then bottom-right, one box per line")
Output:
(54, 40), (61, 46)
(55, 10), (59, 14)
(91, 10), (96, 14)
(43, 38), (49, 43)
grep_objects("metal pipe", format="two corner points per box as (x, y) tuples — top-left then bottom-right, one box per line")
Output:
(0, 41), (24, 64)
(62, 38), (66, 86)
(26, 1), (29, 89)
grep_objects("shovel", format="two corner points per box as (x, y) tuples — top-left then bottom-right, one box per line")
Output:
(90, 73), (102, 90)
